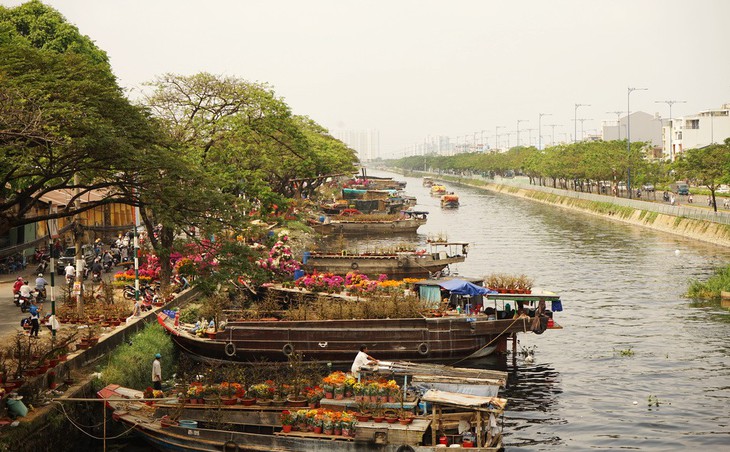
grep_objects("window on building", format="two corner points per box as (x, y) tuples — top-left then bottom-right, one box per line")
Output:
(686, 119), (699, 129)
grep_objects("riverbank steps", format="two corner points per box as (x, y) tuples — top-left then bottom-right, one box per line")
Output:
(400, 171), (730, 248)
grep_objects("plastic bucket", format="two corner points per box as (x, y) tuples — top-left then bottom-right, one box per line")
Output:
(178, 420), (198, 429)
(7, 398), (28, 417)
(293, 269), (304, 280)
(302, 251), (311, 264)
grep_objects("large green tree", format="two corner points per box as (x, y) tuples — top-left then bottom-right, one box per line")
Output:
(0, 2), (157, 239)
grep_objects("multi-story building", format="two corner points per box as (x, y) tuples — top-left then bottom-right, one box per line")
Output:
(660, 103), (730, 161)
(602, 111), (663, 147)
(331, 129), (380, 162)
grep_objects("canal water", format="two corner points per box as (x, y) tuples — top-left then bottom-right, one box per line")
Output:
(355, 170), (730, 450)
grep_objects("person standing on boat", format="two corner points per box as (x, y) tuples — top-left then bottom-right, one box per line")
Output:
(351, 345), (378, 379)
(152, 353), (162, 390)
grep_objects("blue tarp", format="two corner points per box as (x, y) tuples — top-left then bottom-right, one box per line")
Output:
(433, 279), (497, 296)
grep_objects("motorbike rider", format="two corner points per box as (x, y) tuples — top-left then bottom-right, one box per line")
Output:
(12, 276), (23, 295)
(35, 273), (48, 301)
(65, 262), (75, 284)
(101, 250), (113, 270)
(19, 280), (33, 306)
(91, 258), (103, 281)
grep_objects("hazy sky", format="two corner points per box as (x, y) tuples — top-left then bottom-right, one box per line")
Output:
(3, 0), (729, 157)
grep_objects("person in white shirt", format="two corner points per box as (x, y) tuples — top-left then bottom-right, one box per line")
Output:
(65, 263), (75, 283)
(351, 345), (378, 379)
(19, 280), (32, 298)
(152, 353), (162, 390)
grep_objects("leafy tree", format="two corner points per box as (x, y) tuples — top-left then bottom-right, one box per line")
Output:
(0, 3), (157, 239)
(677, 138), (730, 211)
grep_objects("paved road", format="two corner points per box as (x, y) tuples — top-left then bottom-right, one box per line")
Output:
(0, 266), (117, 340)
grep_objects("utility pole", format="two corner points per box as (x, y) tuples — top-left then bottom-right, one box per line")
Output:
(525, 128), (536, 147)
(572, 118), (593, 142)
(574, 103), (590, 143)
(73, 173), (84, 316)
(516, 119), (528, 147)
(546, 124), (562, 146)
(495, 126), (504, 151)
(538, 113), (552, 150)
(606, 111), (624, 140)
(655, 100), (686, 161)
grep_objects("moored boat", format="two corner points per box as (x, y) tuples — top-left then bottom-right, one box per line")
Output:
(423, 177), (434, 187)
(310, 210), (429, 236)
(302, 241), (467, 278)
(99, 364), (506, 451)
(430, 185), (447, 195)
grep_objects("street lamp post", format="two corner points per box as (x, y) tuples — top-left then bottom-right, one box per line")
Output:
(495, 126), (504, 151)
(573, 118), (593, 141)
(516, 120), (528, 147)
(538, 113), (552, 150)
(627, 87), (648, 198)
(525, 128), (536, 147)
(606, 111), (624, 140)
(574, 103), (590, 142)
(654, 100), (685, 161)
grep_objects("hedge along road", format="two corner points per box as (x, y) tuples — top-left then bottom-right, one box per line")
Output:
(360, 168), (730, 450)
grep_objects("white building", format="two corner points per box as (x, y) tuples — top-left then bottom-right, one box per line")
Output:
(602, 111), (663, 147)
(660, 103), (730, 161)
(331, 129), (380, 162)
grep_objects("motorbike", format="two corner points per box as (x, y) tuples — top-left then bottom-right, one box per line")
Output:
(34, 287), (47, 303)
(36, 256), (50, 274)
(92, 271), (102, 283)
(102, 260), (114, 273)
(18, 294), (33, 313)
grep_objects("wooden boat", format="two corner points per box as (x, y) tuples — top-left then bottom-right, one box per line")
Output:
(423, 177), (434, 187)
(430, 185), (447, 195)
(302, 241), (467, 278)
(99, 369), (505, 451)
(441, 193), (460, 208)
(157, 304), (538, 364)
(310, 210), (428, 236)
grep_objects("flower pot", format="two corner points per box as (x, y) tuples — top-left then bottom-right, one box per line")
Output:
(308, 402), (318, 409)
(356, 414), (371, 422)
(256, 398), (272, 406)
(282, 424), (292, 433)
(398, 418), (413, 425)
(271, 398), (286, 406)
(388, 396), (396, 403)
(324, 428), (334, 435)
(342, 428), (351, 437)
(462, 440), (474, 447)
(370, 395), (378, 403)
(240, 398), (255, 406)
(334, 428), (342, 436)
(221, 397), (237, 405)
(206, 332), (217, 339)
(287, 397), (307, 407)
(313, 426), (323, 434)
(324, 392), (333, 399)
(385, 417), (398, 424)
(335, 393), (344, 400)
(372, 416), (385, 423)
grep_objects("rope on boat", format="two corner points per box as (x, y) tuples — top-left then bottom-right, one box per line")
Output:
(52, 402), (141, 440)
(449, 316), (526, 366)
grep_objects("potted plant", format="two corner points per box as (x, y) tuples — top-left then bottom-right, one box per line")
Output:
(371, 402), (385, 423)
(280, 410), (295, 433)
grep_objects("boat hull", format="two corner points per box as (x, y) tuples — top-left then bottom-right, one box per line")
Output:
(312, 218), (426, 235)
(302, 254), (464, 279)
(159, 313), (529, 364)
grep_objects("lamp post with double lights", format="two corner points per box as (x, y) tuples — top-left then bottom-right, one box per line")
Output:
(627, 87), (648, 198)
(574, 104), (590, 142)
(573, 118), (593, 142)
(538, 113), (552, 150)
(654, 100), (686, 161)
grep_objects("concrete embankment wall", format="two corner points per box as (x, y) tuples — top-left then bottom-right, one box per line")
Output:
(404, 170), (730, 248)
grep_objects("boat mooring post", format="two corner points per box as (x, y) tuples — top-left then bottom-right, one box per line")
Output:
(512, 334), (517, 368)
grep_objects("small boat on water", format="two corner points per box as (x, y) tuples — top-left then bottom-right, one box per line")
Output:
(430, 185), (447, 195)
(309, 210), (429, 236)
(302, 241), (467, 278)
(441, 193), (460, 208)
(423, 177), (434, 187)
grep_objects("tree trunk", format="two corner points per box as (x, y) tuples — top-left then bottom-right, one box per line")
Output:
(158, 227), (174, 293)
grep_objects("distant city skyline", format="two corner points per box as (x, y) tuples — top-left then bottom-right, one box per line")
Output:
(4, 0), (728, 159)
